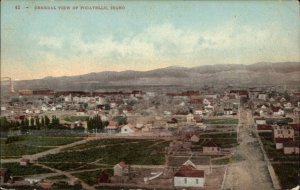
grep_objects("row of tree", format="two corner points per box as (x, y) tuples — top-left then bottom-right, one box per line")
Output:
(86, 115), (105, 130)
(0, 115), (61, 131)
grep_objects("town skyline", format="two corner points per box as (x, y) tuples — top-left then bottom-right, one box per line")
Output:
(1, 0), (299, 80)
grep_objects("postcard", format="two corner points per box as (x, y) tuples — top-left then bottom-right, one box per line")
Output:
(1, 1), (299, 190)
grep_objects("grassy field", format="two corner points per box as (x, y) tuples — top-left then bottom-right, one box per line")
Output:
(0, 162), (53, 176)
(258, 133), (300, 189)
(0, 135), (84, 159)
(65, 138), (137, 151)
(199, 132), (237, 138)
(38, 139), (170, 171)
(273, 163), (300, 189)
(193, 133), (238, 148)
(46, 175), (68, 180)
(259, 133), (299, 161)
(0, 183), (82, 190)
(203, 118), (238, 125)
(73, 169), (113, 185)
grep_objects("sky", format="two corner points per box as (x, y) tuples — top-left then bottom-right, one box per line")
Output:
(1, 0), (299, 80)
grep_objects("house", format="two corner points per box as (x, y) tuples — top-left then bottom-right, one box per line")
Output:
(174, 163), (205, 188)
(283, 102), (292, 109)
(203, 141), (221, 154)
(113, 161), (129, 177)
(255, 118), (267, 125)
(272, 107), (285, 116)
(76, 108), (86, 116)
(105, 126), (118, 134)
(224, 108), (233, 115)
(204, 105), (214, 112)
(203, 98), (212, 106)
(194, 110), (203, 115)
(167, 118), (178, 128)
(258, 93), (267, 101)
(273, 125), (294, 140)
(68, 178), (81, 186)
(274, 138), (292, 150)
(96, 171), (111, 184)
(256, 124), (273, 133)
(20, 158), (30, 166)
(283, 141), (300, 154)
(186, 113), (195, 123)
(0, 168), (11, 183)
(289, 124), (300, 135)
(190, 134), (200, 143)
(121, 124), (135, 134)
(37, 182), (53, 190)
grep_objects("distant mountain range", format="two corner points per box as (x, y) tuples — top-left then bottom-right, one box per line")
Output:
(13, 62), (300, 91)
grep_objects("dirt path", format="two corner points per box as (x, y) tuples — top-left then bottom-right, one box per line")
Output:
(223, 108), (273, 190)
(36, 163), (96, 190)
(1, 137), (97, 163)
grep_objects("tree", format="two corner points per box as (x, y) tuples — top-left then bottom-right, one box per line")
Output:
(41, 117), (45, 126)
(36, 117), (41, 129)
(25, 118), (29, 126)
(0, 117), (10, 131)
(87, 115), (103, 131)
(104, 104), (111, 110)
(30, 118), (35, 127)
(113, 116), (127, 125)
(45, 115), (50, 126)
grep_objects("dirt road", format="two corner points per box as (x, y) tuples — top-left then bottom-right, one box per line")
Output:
(223, 108), (273, 190)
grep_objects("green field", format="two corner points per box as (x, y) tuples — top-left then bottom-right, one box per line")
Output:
(273, 163), (300, 189)
(0, 135), (84, 159)
(46, 175), (68, 180)
(193, 133), (238, 148)
(0, 183), (82, 190)
(211, 157), (231, 165)
(73, 169), (113, 185)
(63, 116), (89, 122)
(259, 133), (299, 161)
(258, 133), (299, 189)
(0, 162), (53, 176)
(38, 139), (170, 171)
(203, 118), (238, 125)
(65, 138), (138, 152)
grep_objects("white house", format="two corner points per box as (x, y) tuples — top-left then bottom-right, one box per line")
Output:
(203, 98), (211, 106)
(273, 108), (285, 117)
(121, 124), (135, 134)
(255, 118), (267, 125)
(186, 113), (195, 123)
(194, 110), (203, 115)
(283, 102), (292, 109)
(190, 135), (200, 143)
(174, 162), (205, 188)
(113, 161), (129, 176)
(258, 93), (267, 100)
(224, 108), (233, 115)
(273, 125), (294, 140)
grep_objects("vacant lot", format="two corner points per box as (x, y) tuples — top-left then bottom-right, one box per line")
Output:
(1, 162), (53, 176)
(0, 135), (84, 159)
(38, 139), (170, 171)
